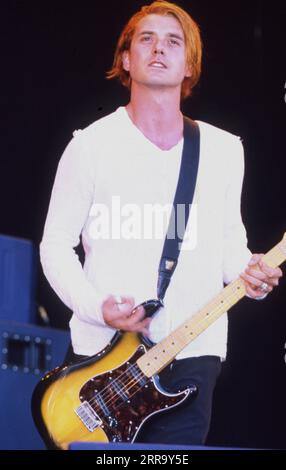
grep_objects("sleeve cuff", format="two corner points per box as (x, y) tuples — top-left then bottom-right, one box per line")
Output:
(246, 293), (268, 301)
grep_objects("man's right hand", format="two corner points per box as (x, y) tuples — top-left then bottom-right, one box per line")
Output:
(102, 295), (151, 336)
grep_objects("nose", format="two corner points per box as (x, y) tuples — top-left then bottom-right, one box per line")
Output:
(152, 38), (165, 55)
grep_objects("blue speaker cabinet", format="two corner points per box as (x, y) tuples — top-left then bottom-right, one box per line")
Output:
(0, 320), (70, 449)
(0, 234), (37, 323)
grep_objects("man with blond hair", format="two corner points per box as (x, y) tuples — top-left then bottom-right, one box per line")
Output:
(40, 1), (282, 445)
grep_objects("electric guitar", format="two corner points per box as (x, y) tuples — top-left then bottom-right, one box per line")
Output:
(32, 234), (286, 449)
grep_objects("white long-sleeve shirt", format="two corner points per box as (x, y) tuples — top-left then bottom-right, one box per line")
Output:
(40, 106), (252, 358)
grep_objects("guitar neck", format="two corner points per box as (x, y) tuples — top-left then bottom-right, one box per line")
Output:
(137, 235), (286, 378)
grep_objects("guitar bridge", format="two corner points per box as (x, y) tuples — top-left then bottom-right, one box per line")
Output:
(75, 401), (103, 432)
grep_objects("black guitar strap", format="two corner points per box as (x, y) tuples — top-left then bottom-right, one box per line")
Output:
(157, 117), (200, 303)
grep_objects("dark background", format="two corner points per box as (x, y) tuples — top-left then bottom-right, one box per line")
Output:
(1, 0), (286, 448)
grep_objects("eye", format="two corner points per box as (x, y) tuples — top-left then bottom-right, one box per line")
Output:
(141, 35), (152, 42)
(169, 38), (180, 46)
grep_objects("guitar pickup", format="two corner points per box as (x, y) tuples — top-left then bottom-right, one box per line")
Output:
(75, 401), (102, 432)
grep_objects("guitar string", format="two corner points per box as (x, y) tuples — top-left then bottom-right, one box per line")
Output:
(87, 363), (147, 410)
(85, 246), (284, 413)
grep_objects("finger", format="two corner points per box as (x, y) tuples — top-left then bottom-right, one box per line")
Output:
(114, 295), (135, 315)
(117, 302), (138, 317)
(120, 296), (135, 307)
(258, 262), (276, 278)
(244, 268), (278, 287)
(241, 273), (274, 292)
(248, 254), (264, 267)
(265, 278), (279, 288)
(127, 306), (146, 325)
(140, 327), (151, 337)
(245, 285), (260, 298)
(104, 295), (132, 311)
(133, 305), (146, 315)
(131, 317), (151, 334)
(262, 276), (279, 287)
(259, 262), (283, 280)
(245, 268), (266, 282)
(104, 294), (119, 308)
(118, 315), (152, 334)
(245, 284), (272, 299)
(113, 306), (146, 330)
(102, 296), (124, 323)
(240, 271), (265, 289)
(254, 266), (281, 287)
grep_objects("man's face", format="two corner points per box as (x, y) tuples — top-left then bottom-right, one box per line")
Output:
(123, 14), (191, 92)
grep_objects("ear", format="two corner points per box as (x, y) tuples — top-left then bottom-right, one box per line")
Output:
(185, 64), (192, 78)
(122, 51), (130, 72)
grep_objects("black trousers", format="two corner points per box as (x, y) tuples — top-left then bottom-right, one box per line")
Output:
(64, 346), (221, 446)
(139, 355), (221, 445)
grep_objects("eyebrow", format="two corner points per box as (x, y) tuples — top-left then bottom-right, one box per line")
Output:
(138, 31), (184, 42)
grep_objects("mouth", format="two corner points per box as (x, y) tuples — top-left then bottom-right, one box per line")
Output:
(148, 61), (167, 69)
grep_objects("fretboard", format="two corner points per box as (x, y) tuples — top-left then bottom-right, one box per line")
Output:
(137, 235), (286, 378)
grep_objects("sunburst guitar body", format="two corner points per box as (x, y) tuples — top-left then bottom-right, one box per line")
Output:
(32, 326), (196, 450)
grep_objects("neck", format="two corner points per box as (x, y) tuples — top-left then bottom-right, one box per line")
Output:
(126, 84), (183, 150)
